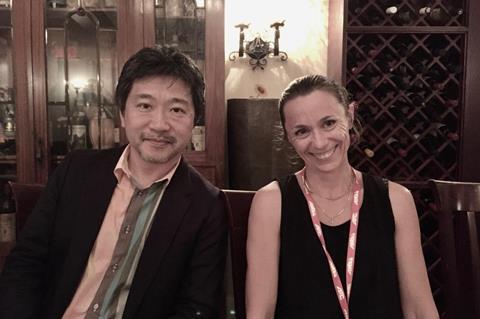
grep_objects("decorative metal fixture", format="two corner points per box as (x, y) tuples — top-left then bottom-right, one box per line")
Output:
(64, 0), (106, 150)
(229, 20), (288, 70)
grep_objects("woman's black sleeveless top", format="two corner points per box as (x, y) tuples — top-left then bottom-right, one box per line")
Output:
(275, 173), (403, 318)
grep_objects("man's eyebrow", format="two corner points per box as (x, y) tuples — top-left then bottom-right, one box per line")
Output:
(170, 97), (190, 104)
(133, 93), (154, 99)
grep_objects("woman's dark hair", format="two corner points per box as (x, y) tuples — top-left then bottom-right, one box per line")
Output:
(278, 74), (361, 144)
(115, 46), (205, 124)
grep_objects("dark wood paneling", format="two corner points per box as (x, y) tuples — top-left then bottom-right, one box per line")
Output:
(327, 0), (345, 83)
(460, 0), (480, 182)
(143, 0), (155, 47)
(31, 0), (49, 184)
(204, 0), (225, 187)
(12, 0), (35, 183)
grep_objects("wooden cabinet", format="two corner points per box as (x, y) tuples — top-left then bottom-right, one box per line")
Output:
(0, 0), (224, 272)
(3, 0), (225, 188)
(328, 0), (480, 315)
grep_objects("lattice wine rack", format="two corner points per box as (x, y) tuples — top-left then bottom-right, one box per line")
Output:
(345, 0), (467, 315)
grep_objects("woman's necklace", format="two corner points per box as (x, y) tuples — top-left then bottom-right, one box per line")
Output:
(302, 171), (355, 224)
(319, 193), (352, 224)
(303, 171), (354, 200)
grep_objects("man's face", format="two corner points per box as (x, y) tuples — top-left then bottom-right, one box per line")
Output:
(121, 75), (195, 168)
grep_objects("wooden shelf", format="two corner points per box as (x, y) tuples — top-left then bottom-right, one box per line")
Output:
(0, 155), (15, 165)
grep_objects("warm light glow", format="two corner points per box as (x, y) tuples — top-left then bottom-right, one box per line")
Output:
(225, 0), (328, 65)
(195, 0), (205, 8)
(225, 0), (329, 98)
(71, 78), (87, 90)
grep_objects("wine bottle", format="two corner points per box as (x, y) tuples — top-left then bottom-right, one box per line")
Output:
(347, 50), (365, 74)
(442, 86), (460, 108)
(444, 2), (464, 17)
(406, 92), (426, 107)
(3, 105), (15, 142)
(48, 0), (67, 8)
(388, 103), (409, 123)
(420, 132), (442, 155)
(405, 116), (428, 133)
(0, 183), (15, 242)
(360, 43), (381, 59)
(413, 60), (428, 74)
(419, 7), (432, 16)
(376, 52), (397, 73)
(357, 141), (375, 158)
(390, 73), (409, 90)
(446, 61), (462, 75)
(437, 146), (457, 169)
(357, 65), (381, 90)
(68, 91), (88, 151)
(385, 6), (398, 15)
(89, 107), (115, 149)
(425, 8), (450, 25)
(410, 81), (428, 94)
(386, 137), (407, 157)
(426, 69), (446, 91)
(394, 42), (414, 57)
(396, 64), (409, 76)
(368, 10), (384, 25)
(443, 50), (462, 75)
(394, 10), (412, 25)
(434, 122), (459, 141)
(374, 83), (396, 102)
(357, 100), (377, 124)
(428, 44), (448, 58)
(349, 0), (363, 16)
(421, 103), (441, 122)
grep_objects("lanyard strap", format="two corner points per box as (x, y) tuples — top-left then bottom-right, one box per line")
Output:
(299, 168), (361, 319)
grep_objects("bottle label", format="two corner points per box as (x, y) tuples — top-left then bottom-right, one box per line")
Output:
(191, 126), (205, 151)
(70, 124), (87, 149)
(114, 127), (120, 144)
(0, 213), (15, 242)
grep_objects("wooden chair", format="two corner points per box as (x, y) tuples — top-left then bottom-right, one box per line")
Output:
(429, 179), (480, 319)
(8, 182), (45, 236)
(222, 189), (255, 319)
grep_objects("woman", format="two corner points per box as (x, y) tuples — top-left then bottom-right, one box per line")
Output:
(246, 75), (439, 319)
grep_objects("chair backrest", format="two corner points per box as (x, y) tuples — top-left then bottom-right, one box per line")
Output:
(8, 182), (45, 236)
(222, 189), (255, 319)
(429, 179), (480, 319)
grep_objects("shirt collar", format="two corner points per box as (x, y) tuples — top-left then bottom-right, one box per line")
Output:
(114, 145), (181, 189)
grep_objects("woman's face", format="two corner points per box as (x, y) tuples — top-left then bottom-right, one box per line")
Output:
(283, 89), (352, 174)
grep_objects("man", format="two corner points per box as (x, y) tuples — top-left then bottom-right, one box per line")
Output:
(0, 47), (228, 319)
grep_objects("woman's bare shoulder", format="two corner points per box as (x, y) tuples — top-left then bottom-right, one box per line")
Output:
(249, 181), (282, 221)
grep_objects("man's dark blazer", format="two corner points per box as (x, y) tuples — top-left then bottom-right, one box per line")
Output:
(0, 147), (228, 319)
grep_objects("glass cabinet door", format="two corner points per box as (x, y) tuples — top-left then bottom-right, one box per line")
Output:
(0, 0), (16, 243)
(45, 0), (120, 168)
(154, 0), (206, 151)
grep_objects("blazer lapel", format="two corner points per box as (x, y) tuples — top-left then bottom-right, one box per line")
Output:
(123, 158), (193, 317)
(51, 150), (121, 318)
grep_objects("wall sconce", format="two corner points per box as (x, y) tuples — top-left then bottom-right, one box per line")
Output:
(229, 20), (288, 70)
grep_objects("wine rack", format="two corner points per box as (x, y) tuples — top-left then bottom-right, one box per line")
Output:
(348, 0), (466, 27)
(345, 0), (467, 315)
(348, 32), (462, 181)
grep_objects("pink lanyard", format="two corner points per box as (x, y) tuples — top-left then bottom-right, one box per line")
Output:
(299, 168), (361, 319)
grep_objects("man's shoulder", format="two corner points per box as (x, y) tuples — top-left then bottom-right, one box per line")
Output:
(51, 147), (123, 185)
(180, 161), (220, 198)
(64, 147), (124, 169)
